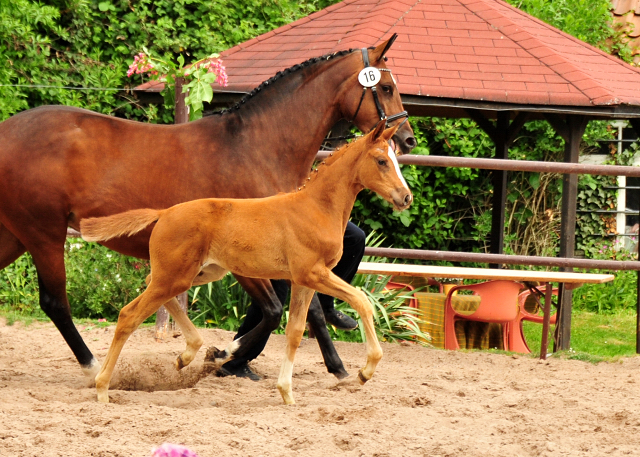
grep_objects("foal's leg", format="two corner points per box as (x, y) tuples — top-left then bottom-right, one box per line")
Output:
(277, 284), (315, 405)
(300, 269), (382, 384)
(162, 298), (204, 370)
(146, 265), (227, 371)
(95, 283), (180, 403)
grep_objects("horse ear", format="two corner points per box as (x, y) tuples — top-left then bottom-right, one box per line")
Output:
(382, 123), (400, 141)
(371, 34), (398, 63)
(369, 120), (386, 142)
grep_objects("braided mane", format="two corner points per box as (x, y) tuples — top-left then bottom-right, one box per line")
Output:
(205, 48), (358, 116)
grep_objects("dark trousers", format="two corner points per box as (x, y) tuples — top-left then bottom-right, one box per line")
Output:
(223, 222), (365, 368)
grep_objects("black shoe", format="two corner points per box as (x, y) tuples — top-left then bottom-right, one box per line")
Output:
(216, 363), (261, 382)
(323, 308), (358, 330)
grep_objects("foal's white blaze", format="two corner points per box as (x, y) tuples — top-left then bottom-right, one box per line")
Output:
(387, 145), (409, 190)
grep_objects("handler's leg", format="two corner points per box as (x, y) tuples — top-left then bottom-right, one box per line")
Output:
(318, 222), (365, 330)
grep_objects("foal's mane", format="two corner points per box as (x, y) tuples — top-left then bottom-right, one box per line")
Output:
(205, 48), (362, 117)
(302, 133), (373, 189)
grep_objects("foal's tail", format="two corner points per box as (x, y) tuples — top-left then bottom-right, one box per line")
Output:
(80, 208), (162, 242)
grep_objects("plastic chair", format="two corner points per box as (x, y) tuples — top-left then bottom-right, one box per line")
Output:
(443, 280), (523, 351)
(507, 287), (558, 353)
(384, 281), (418, 308)
(390, 275), (443, 294)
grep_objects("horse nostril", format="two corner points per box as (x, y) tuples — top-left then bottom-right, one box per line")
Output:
(405, 137), (417, 149)
(404, 194), (412, 206)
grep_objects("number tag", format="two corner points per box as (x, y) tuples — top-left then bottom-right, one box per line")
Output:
(358, 67), (381, 87)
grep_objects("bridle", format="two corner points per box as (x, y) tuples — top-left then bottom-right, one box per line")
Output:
(350, 47), (408, 130)
(324, 47), (409, 145)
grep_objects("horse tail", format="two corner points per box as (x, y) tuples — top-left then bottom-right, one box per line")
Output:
(80, 208), (162, 242)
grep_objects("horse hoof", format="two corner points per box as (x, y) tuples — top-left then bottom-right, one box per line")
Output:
(331, 368), (350, 380)
(357, 370), (369, 385)
(96, 390), (109, 404)
(204, 346), (227, 363)
(278, 388), (295, 405)
(175, 355), (185, 370)
(82, 359), (101, 386)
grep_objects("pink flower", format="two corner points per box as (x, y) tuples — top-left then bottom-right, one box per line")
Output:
(150, 443), (199, 457)
(127, 53), (154, 77)
(208, 59), (228, 87)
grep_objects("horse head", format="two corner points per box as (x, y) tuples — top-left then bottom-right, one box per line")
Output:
(355, 120), (413, 212)
(339, 35), (417, 156)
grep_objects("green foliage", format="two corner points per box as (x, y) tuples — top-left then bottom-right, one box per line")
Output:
(0, 252), (41, 317)
(0, 0), (337, 122)
(505, 0), (632, 61)
(0, 239), (149, 320)
(352, 117), (491, 253)
(64, 239), (150, 319)
(188, 274), (251, 331)
(523, 309), (637, 359)
(333, 270), (428, 345)
(351, 117), (617, 259)
(572, 243), (638, 314)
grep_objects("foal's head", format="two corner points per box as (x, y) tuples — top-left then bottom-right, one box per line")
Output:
(354, 121), (413, 212)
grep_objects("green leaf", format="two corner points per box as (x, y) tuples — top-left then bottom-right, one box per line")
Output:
(528, 173), (540, 190)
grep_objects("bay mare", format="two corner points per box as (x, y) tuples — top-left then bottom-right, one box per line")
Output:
(0, 36), (415, 382)
(80, 122), (412, 404)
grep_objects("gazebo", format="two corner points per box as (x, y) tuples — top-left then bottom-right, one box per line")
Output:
(139, 0), (640, 350)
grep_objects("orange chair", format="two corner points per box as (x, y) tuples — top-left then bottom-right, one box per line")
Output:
(385, 278), (443, 309)
(507, 287), (558, 353)
(443, 280), (523, 351)
(384, 281), (418, 308)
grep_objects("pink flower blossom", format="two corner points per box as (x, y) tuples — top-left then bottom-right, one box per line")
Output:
(208, 59), (228, 87)
(127, 53), (154, 77)
(150, 443), (199, 457)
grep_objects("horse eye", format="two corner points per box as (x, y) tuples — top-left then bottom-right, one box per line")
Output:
(378, 159), (387, 166)
(381, 85), (392, 94)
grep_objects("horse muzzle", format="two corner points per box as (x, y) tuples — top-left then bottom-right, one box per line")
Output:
(393, 127), (417, 155)
(391, 188), (413, 212)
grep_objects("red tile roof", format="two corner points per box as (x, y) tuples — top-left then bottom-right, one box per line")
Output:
(612, 0), (640, 64)
(140, 0), (640, 108)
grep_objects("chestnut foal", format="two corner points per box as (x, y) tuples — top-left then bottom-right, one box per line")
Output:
(80, 121), (412, 404)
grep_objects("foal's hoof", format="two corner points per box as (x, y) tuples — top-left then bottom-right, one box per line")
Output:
(96, 389), (110, 404)
(357, 370), (370, 385)
(175, 355), (185, 371)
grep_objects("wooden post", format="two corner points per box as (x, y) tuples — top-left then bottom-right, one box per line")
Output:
(465, 110), (528, 268)
(552, 115), (588, 351)
(489, 111), (510, 267)
(630, 119), (640, 354)
(155, 77), (189, 341)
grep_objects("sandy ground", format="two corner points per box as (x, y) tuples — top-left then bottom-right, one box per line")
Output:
(2, 319), (640, 457)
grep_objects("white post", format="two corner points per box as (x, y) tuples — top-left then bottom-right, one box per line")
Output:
(613, 120), (628, 249)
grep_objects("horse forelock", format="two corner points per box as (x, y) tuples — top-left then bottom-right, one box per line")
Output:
(205, 49), (357, 117)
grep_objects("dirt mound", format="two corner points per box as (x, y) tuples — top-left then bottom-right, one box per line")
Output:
(1, 319), (640, 456)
